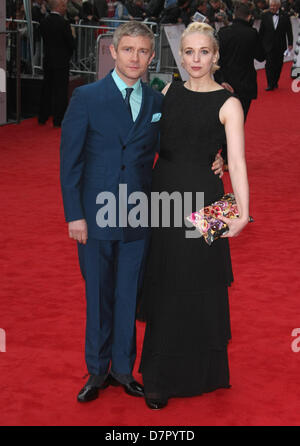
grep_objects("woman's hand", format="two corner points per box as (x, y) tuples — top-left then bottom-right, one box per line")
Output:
(211, 153), (224, 178)
(218, 215), (248, 238)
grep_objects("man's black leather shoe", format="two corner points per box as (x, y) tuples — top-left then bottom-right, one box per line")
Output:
(145, 398), (168, 410)
(77, 385), (99, 403)
(123, 380), (144, 397)
(265, 86), (274, 91)
(77, 375), (110, 402)
(105, 374), (144, 397)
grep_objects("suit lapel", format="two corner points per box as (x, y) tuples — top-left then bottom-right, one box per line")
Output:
(270, 11), (281, 31)
(277, 12), (284, 31)
(124, 83), (154, 144)
(104, 74), (134, 144)
(269, 12), (275, 30)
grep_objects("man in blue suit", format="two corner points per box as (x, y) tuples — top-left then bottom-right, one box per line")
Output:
(60, 21), (223, 403)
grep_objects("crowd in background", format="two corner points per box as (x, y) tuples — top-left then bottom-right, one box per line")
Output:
(4, 0), (299, 110)
(6, 0), (300, 28)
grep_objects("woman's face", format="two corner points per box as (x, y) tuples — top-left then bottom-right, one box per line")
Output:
(181, 32), (218, 79)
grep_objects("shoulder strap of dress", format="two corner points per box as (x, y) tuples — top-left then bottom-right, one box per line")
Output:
(218, 89), (237, 107)
(168, 81), (181, 92)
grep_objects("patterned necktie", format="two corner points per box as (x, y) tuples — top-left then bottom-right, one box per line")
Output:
(124, 88), (134, 120)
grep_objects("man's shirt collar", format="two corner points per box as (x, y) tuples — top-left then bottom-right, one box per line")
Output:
(112, 69), (141, 94)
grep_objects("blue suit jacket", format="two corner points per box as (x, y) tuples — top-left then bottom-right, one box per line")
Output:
(60, 73), (163, 242)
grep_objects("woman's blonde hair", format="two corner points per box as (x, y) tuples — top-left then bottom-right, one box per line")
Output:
(180, 22), (220, 73)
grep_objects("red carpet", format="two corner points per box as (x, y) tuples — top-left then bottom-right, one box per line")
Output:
(1, 62), (300, 426)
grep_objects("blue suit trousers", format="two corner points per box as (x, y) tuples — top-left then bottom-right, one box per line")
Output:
(77, 237), (147, 377)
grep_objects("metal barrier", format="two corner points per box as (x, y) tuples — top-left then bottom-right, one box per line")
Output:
(1, 28), (21, 124)
(70, 19), (160, 79)
(70, 22), (114, 77)
(291, 18), (300, 78)
(5, 16), (300, 82)
(5, 18), (114, 77)
(98, 17), (159, 36)
(96, 33), (114, 80)
(4, 18), (174, 81)
(157, 25), (177, 73)
(6, 19), (42, 74)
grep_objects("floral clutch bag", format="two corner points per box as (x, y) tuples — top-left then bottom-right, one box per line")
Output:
(186, 193), (253, 246)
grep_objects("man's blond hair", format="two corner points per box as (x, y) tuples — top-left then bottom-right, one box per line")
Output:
(112, 21), (155, 53)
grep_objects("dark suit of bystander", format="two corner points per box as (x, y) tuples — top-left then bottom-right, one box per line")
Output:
(215, 17), (265, 120)
(259, 8), (293, 90)
(38, 5), (75, 127)
(214, 2), (265, 164)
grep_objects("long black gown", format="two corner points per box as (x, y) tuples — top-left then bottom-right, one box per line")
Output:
(138, 81), (235, 401)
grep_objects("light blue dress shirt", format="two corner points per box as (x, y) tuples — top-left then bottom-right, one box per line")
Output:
(111, 69), (143, 122)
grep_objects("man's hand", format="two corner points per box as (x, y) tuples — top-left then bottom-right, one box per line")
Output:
(212, 152), (224, 178)
(68, 219), (88, 244)
(221, 82), (234, 93)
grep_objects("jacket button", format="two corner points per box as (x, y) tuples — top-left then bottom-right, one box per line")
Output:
(121, 165), (125, 170)
(122, 145), (126, 150)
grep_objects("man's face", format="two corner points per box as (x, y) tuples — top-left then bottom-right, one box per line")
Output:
(110, 35), (154, 86)
(58, 0), (67, 15)
(269, 1), (280, 13)
(198, 2), (208, 13)
(211, 0), (220, 10)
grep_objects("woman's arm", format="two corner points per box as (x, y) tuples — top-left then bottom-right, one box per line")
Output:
(161, 82), (171, 96)
(219, 96), (249, 236)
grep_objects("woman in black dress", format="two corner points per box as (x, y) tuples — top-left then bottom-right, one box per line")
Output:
(138, 22), (250, 409)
